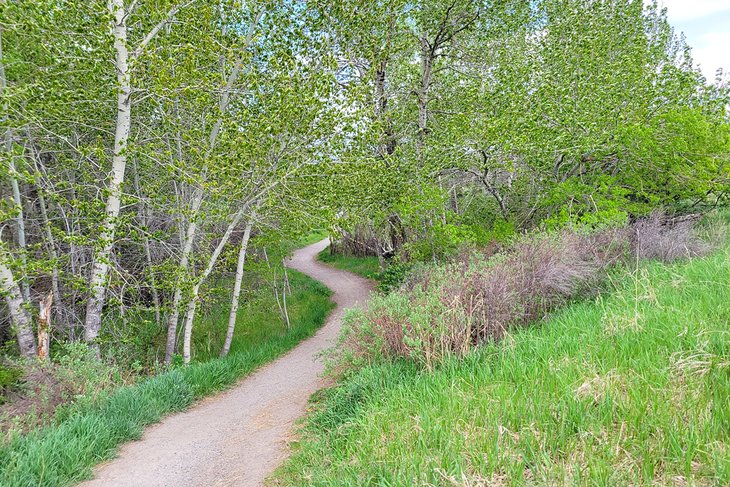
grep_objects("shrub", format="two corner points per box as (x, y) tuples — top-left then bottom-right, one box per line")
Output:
(375, 262), (413, 293)
(52, 343), (120, 404)
(335, 213), (710, 369)
(632, 211), (709, 262)
(0, 364), (23, 404)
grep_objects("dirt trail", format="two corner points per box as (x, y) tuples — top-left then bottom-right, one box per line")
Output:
(79, 238), (372, 487)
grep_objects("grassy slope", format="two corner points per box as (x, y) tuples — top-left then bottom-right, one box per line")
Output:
(275, 242), (730, 485)
(296, 229), (330, 247)
(317, 247), (381, 280)
(0, 270), (334, 487)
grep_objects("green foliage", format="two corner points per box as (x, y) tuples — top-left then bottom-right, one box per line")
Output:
(52, 343), (119, 405)
(1, 0), (729, 479)
(97, 316), (164, 376)
(374, 262), (412, 294)
(314, 0), (729, 259)
(0, 364), (22, 404)
(275, 225), (730, 486)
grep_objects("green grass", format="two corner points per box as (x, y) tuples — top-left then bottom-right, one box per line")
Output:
(296, 229), (330, 247)
(193, 269), (332, 361)
(317, 247), (381, 280)
(0, 270), (334, 487)
(274, 242), (730, 485)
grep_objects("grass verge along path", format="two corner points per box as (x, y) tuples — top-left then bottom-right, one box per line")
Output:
(275, 242), (730, 485)
(317, 248), (381, 280)
(0, 271), (333, 487)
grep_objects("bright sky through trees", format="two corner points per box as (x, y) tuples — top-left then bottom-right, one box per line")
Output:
(657, 0), (730, 79)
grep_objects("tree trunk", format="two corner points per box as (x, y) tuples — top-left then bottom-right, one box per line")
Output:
(417, 34), (438, 261)
(0, 248), (37, 358)
(281, 260), (290, 329)
(164, 194), (201, 363)
(1, 26), (30, 303)
(220, 213), (256, 357)
(263, 247), (286, 326)
(283, 261), (291, 295)
(37, 293), (53, 361)
(181, 206), (247, 364)
(8, 158), (29, 302)
(84, 0), (132, 347)
(416, 35), (433, 168)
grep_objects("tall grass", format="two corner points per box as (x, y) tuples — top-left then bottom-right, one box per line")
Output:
(274, 216), (729, 485)
(0, 270), (334, 487)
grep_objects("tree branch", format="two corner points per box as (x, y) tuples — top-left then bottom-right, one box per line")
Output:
(131, 0), (199, 61)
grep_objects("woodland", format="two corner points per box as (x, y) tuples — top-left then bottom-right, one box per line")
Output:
(0, 1), (728, 483)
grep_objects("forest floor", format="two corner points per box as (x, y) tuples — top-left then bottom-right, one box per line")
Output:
(78, 238), (373, 487)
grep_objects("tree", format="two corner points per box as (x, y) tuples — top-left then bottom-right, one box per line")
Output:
(84, 0), (198, 349)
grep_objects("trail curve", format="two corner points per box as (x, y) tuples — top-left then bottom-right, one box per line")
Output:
(79, 238), (372, 487)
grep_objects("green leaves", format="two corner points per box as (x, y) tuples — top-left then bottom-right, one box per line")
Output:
(0, 0), (727, 355)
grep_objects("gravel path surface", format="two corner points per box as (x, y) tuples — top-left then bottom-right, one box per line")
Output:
(79, 238), (372, 487)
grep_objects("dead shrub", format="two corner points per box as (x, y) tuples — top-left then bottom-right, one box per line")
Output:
(632, 212), (709, 262)
(338, 212), (708, 368)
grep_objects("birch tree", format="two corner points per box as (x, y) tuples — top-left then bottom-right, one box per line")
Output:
(221, 210), (257, 358)
(84, 0), (198, 347)
(0, 246), (36, 357)
(162, 7), (265, 363)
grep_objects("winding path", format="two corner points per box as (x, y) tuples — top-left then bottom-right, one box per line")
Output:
(80, 238), (372, 487)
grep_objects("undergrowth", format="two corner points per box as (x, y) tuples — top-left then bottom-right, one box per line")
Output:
(335, 213), (710, 370)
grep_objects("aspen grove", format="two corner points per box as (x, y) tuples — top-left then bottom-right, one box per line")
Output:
(1, 1), (728, 367)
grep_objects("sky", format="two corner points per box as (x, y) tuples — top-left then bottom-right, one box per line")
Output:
(655, 0), (730, 80)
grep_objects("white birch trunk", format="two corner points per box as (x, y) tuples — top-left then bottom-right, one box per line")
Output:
(164, 8), (264, 363)
(164, 197), (202, 363)
(8, 159), (29, 302)
(85, 0), (194, 348)
(416, 35), (432, 168)
(37, 293), (53, 361)
(220, 213), (256, 357)
(1, 26), (30, 304)
(281, 260), (290, 330)
(0, 247), (37, 357)
(83, 0), (132, 346)
(182, 206), (247, 364)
